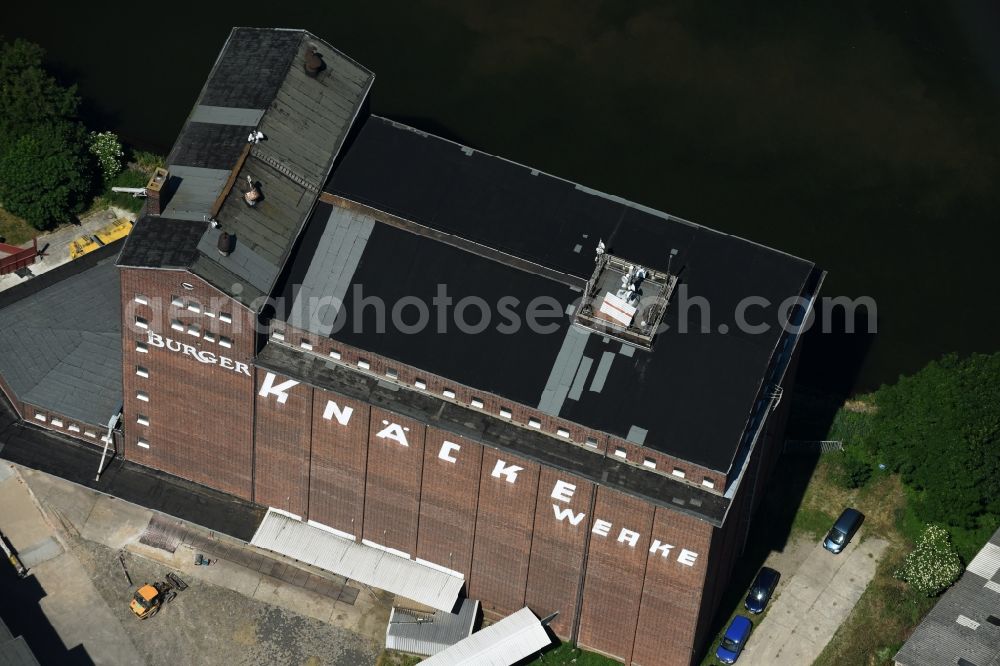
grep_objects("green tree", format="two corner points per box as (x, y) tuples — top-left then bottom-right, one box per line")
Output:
(894, 524), (964, 596)
(866, 353), (1000, 529)
(0, 38), (80, 154)
(0, 122), (95, 228)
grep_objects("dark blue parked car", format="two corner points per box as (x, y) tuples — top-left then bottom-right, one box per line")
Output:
(744, 567), (780, 614)
(716, 615), (752, 664)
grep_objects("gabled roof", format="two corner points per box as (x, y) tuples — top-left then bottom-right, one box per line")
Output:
(118, 27), (374, 306)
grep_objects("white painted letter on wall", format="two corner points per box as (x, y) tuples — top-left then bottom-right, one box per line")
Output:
(322, 400), (354, 425)
(552, 505), (587, 525)
(550, 480), (576, 503)
(376, 422), (409, 447)
(491, 460), (523, 483)
(258, 372), (299, 404)
(439, 441), (461, 463)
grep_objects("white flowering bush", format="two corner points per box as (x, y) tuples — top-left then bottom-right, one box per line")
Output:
(89, 131), (123, 181)
(894, 524), (963, 596)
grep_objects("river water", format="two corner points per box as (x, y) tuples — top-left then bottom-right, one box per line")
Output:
(8, 1), (999, 395)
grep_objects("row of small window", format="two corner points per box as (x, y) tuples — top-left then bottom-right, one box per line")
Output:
(608, 446), (715, 487)
(33, 413), (110, 442)
(133, 294), (233, 323)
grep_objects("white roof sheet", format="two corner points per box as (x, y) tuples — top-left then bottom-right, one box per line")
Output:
(250, 509), (463, 612)
(386, 598), (479, 656)
(421, 607), (551, 666)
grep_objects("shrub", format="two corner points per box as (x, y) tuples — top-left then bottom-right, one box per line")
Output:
(894, 524), (963, 596)
(89, 131), (124, 181)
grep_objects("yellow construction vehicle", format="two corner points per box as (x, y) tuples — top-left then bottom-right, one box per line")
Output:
(128, 573), (186, 619)
(69, 218), (133, 259)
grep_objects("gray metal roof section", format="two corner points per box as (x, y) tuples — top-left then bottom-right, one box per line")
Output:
(421, 607), (550, 666)
(537, 326), (590, 415)
(197, 224), (279, 291)
(251, 508), (464, 612)
(287, 206), (374, 336)
(0, 257), (122, 426)
(589, 351), (616, 393)
(160, 165), (230, 221)
(189, 105), (265, 127)
(386, 599), (479, 656)
(626, 425), (648, 445)
(117, 217), (206, 269)
(134, 27), (374, 305)
(567, 356), (594, 402)
(895, 526), (1000, 666)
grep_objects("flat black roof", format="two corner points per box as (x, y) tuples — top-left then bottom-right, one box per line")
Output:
(275, 116), (815, 473)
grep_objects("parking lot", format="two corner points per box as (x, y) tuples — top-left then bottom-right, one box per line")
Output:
(736, 533), (887, 665)
(0, 462), (388, 665)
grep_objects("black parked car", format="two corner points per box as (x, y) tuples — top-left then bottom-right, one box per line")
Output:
(744, 566), (780, 614)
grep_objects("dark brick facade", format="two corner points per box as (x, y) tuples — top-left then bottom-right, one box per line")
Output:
(102, 275), (798, 665)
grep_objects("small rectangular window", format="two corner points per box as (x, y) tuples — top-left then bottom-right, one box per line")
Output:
(329, 349), (341, 360)
(585, 437), (598, 449)
(204, 310), (215, 318)
(614, 447), (627, 459)
(219, 312), (232, 323)
(34, 412), (47, 422)
(300, 340), (313, 350)
(528, 417), (541, 429)
(470, 398), (484, 409)
(385, 368), (398, 380)
(136, 391), (149, 402)
(186, 324), (200, 337)
(170, 319), (183, 331)
(499, 407), (512, 419)
(134, 294), (148, 305)
(134, 316), (149, 330)
(357, 359), (370, 370)
(443, 389), (456, 399)
(84, 429), (96, 438)
(186, 302), (201, 313)
(170, 296), (183, 307)
(702, 477), (715, 489)
(137, 439), (150, 449)
(136, 365), (149, 378)
(271, 330), (285, 341)
(68, 424), (80, 433)
(643, 457), (657, 469)
(556, 428), (571, 439)
(218, 337), (232, 349)
(414, 379), (426, 390)
(672, 468), (686, 479)
(136, 342), (148, 353)
(203, 332), (215, 343)
(137, 415), (150, 426)
(51, 418), (64, 427)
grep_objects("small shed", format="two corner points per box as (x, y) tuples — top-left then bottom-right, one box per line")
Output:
(385, 598), (479, 656)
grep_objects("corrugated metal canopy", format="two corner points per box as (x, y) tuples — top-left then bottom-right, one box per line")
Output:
(250, 509), (464, 612)
(386, 598), (479, 656)
(420, 607), (551, 666)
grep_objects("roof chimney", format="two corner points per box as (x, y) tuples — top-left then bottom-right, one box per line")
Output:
(145, 168), (169, 216)
(304, 46), (324, 78)
(217, 231), (235, 256)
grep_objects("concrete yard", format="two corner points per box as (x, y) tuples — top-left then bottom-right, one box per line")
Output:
(0, 462), (388, 665)
(738, 533), (888, 665)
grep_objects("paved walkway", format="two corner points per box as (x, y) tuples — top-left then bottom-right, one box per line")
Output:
(739, 535), (888, 665)
(0, 206), (135, 292)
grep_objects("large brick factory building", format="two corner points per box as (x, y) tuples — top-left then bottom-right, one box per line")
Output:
(0, 28), (822, 665)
